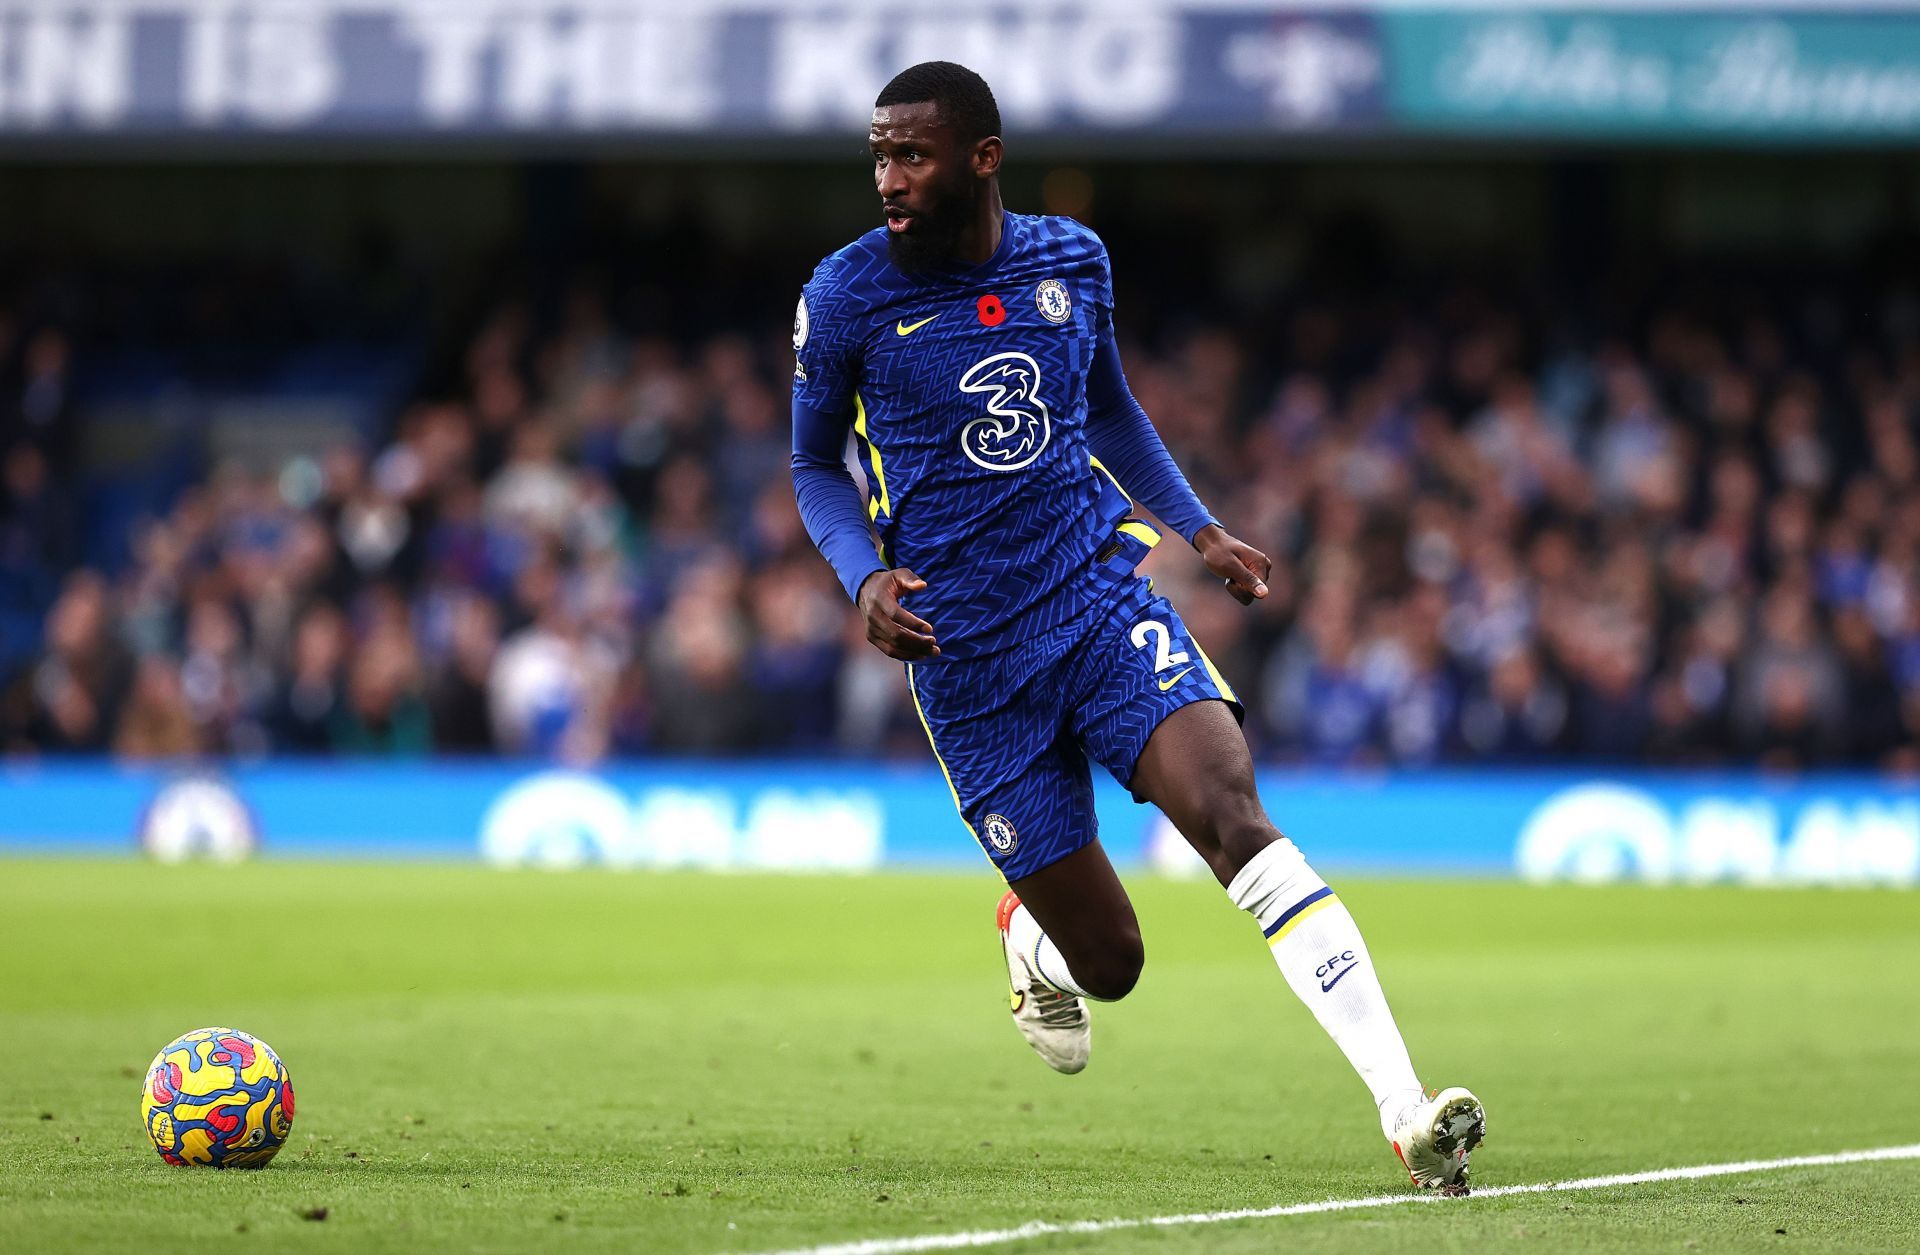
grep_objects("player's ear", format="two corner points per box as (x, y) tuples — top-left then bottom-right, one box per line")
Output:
(973, 136), (1003, 180)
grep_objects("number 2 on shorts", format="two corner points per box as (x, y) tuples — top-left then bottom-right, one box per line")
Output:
(1129, 619), (1191, 673)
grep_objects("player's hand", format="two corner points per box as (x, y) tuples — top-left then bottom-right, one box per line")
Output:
(1193, 524), (1271, 606)
(857, 568), (940, 660)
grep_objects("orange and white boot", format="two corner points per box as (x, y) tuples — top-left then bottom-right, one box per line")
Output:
(996, 891), (1090, 1074)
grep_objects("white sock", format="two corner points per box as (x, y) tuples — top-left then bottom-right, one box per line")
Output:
(1228, 838), (1423, 1138)
(1004, 903), (1094, 1000)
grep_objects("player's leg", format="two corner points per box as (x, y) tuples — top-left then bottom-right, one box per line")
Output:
(1079, 583), (1484, 1189)
(1129, 699), (1428, 1126)
(906, 660), (1136, 1073)
(980, 740), (1144, 1074)
(1002, 838), (1143, 1003)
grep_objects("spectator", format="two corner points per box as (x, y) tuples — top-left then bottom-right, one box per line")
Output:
(1455, 648), (1567, 761)
(268, 602), (348, 754)
(114, 656), (200, 760)
(429, 596), (500, 754)
(330, 625), (431, 756)
(4, 571), (130, 753)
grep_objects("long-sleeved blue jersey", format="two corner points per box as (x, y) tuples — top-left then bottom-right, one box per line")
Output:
(790, 211), (1214, 660)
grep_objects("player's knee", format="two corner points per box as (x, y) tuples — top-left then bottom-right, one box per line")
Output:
(1216, 808), (1279, 865)
(1071, 928), (1144, 1002)
(1188, 798), (1278, 872)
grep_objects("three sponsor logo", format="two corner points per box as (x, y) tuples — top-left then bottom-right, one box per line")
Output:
(958, 352), (1052, 472)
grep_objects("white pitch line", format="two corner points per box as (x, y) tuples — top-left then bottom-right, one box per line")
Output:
(747, 1143), (1920, 1255)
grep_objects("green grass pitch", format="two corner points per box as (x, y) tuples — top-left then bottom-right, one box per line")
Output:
(3, 859), (1918, 1253)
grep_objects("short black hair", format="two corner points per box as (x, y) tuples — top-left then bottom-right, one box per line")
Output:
(874, 61), (1001, 144)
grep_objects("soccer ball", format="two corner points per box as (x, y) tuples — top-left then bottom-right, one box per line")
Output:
(140, 1027), (295, 1168)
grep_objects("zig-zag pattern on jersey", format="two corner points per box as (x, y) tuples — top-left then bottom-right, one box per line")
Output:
(795, 213), (1130, 660)
(911, 575), (1241, 875)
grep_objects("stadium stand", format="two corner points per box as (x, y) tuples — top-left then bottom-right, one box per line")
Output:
(2, 183), (1916, 772)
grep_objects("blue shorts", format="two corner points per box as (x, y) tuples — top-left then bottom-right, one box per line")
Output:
(907, 533), (1242, 882)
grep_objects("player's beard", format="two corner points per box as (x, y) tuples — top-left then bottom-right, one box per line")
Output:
(886, 175), (980, 276)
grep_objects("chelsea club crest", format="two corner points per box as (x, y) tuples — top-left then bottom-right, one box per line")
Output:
(1035, 279), (1071, 324)
(983, 814), (1019, 854)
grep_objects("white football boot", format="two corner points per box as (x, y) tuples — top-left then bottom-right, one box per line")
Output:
(996, 892), (1090, 1074)
(1389, 1087), (1486, 1195)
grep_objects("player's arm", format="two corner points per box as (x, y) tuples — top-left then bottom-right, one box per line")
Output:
(1083, 330), (1271, 605)
(790, 399), (940, 660)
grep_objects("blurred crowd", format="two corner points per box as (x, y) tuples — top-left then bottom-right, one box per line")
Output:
(3, 260), (1919, 773)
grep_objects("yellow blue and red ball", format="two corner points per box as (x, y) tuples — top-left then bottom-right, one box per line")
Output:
(139, 1027), (295, 1168)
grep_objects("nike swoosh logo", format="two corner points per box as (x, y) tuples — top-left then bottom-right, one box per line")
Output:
(1157, 667), (1195, 692)
(896, 315), (938, 336)
(1320, 964), (1356, 993)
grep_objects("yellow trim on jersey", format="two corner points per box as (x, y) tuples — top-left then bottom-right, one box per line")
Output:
(1195, 640), (1238, 705)
(853, 390), (890, 519)
(1088, 454), (1129, 501)
(1118, 520), (1161, 549)
(1266, 894), (1337, 946)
